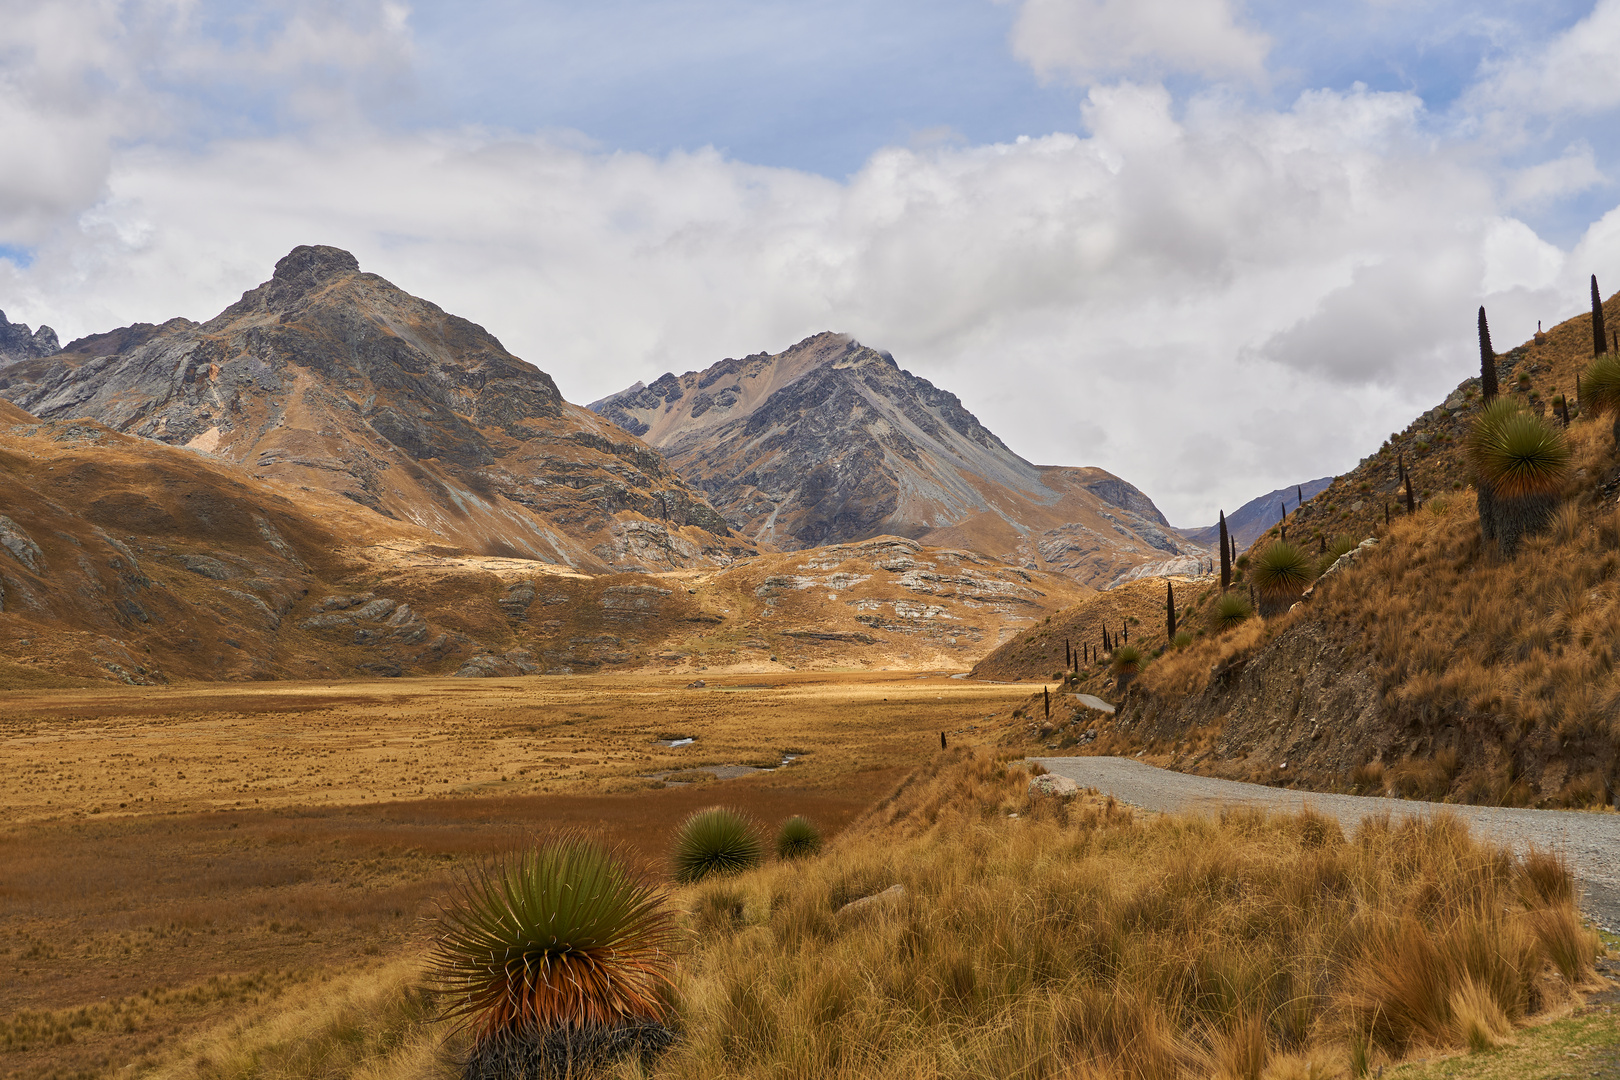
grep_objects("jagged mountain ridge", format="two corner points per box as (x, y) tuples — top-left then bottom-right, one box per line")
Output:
(0, 246), (743, 573)
(591, 332), (1205, 588)
(0, 310), (59, 366)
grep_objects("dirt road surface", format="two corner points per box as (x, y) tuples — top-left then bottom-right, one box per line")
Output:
(1033, 756), (1620, 931)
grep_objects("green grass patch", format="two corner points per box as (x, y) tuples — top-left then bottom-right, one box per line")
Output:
(1388, 1010), (1620, 1080)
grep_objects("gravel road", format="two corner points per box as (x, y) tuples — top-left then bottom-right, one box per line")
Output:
(1033, 756), (1620, 932)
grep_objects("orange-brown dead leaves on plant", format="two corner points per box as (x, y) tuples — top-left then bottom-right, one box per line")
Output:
(426, 835), (677, 1040)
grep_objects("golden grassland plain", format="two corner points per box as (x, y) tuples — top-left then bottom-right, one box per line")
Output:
(0, 671), (1036, 1080)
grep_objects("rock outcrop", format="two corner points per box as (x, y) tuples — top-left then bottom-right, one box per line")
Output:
(0, 246), (742, 573)
(0, 310), (59, 366)
(592, 333), (1204, 587)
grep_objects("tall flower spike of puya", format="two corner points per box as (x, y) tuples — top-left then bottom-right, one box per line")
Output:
(1479, 306), (1498, 402)
(1218, 510), (1231, 591)
(1594, 275), (1608, 358)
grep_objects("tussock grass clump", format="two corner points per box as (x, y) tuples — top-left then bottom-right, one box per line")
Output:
(1110, 643), (1143, 674)
(651, 750), (1598, 1079)
(672, 807), (764, 883)
(425, 836), (676, 1076)
(774, 815), (823, 861)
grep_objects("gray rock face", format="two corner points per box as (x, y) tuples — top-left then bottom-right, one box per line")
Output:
(591, 332), (1200, 586)
(0, 310), (59, 367)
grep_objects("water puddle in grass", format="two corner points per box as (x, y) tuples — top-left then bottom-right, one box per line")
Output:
(643, 751), (805, 785)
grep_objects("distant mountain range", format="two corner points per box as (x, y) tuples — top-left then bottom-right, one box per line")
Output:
(0, 245), (1357, 684)
(1183, 477), (1334, 551)
(591, 332), (1208, 588)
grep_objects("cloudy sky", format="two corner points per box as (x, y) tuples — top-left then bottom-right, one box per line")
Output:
(2, 0), (1618, 525)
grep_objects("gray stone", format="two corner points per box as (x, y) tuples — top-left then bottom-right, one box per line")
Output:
(179, 554), (232, 580)
(0, 515), (43, 572)
(1028, 773), (1080, 798)
(836, 883), (906, 917)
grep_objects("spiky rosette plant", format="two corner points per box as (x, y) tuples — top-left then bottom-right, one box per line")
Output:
(1109, 644), (1144, 692)
(1250, 540), (1314, 617)
(775, 815), (823, 861)
(1471, 409), (1570, 556)
(426, 836), (677, 1079)
(672, 807), (763, 883)
(1580, 353), (1620, 447)
(1466, 397), (1525, 543)
(1210, 590), (1253, 631)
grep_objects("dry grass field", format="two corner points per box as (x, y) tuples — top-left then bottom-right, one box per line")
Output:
(0, 671), (1040, 1080)
(55, 751), (1608, 1080)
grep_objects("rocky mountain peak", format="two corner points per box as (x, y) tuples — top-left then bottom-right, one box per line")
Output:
(272, 244), (361, 289)
(0, 310), (60, 367)
(592, 334), (1203, 585)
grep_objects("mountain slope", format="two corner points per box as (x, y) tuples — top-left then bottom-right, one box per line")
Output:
(1049, 289), (1620, 809)
(591, 332), (1205, 588)
(0, 406), (1087, 683)
(0, 246), (740, 572)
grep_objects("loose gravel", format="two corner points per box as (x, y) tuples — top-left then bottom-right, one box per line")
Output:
(1033, 756), (1620, 932)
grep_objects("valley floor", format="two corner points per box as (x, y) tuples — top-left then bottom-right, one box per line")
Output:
(0, 672), (1034, 1080)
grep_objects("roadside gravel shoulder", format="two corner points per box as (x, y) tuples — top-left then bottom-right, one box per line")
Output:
(1032, 756), (1620, 932)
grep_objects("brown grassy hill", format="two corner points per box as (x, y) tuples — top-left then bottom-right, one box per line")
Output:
(0, 246), (740, 573)
(0, 411), (1086, 683)
(591, 332), (1207, 587)
(968, 574), (1212, 683)
(1255, 289), (1620, 557)
(1068, 295), (1620, 809)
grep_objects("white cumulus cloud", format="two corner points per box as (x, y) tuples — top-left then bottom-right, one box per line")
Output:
(0, 0), (1614, 527)
(1005, 0), (1270, 84)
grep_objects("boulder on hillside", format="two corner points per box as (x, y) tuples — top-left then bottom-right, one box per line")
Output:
(1029, 773), (1080, 798)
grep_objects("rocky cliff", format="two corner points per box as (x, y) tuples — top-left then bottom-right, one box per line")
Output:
(0, 310), (59, 366)
(0, 246), (742, 572)
(591, 332), (1204, 588)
